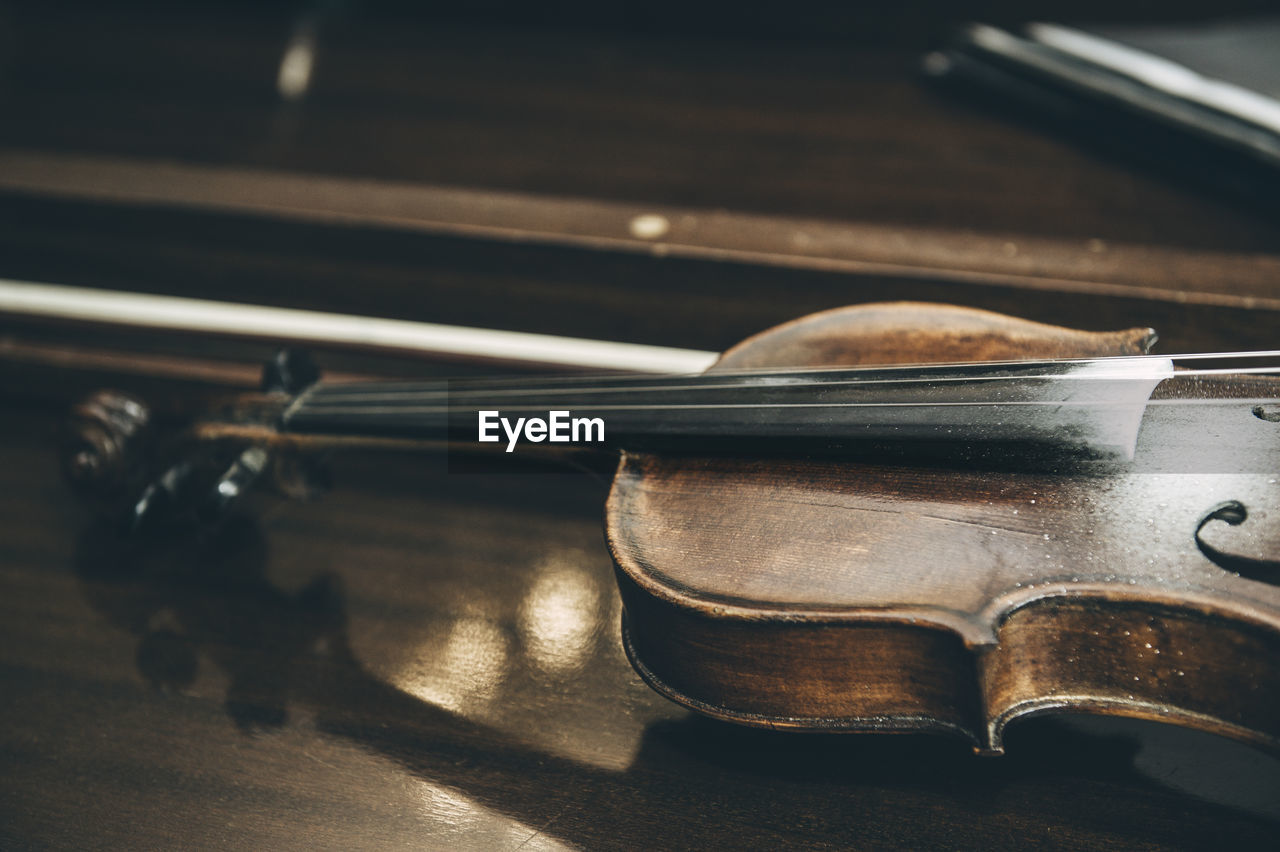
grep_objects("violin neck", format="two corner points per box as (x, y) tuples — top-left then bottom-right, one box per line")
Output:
(277, 358), (1177, 459)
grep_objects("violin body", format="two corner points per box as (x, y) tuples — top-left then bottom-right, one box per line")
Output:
(608, 303), (1280, 751)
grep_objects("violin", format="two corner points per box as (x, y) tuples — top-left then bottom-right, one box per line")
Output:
(32, 280), (1277, 756)
(607, 303), (1279, 753)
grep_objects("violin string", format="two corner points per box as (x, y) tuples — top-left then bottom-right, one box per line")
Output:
(292, 398), (1280, 417)
(301, 350), (1280, 399)
(306, 364), (1280, 397)
(317, 348), (1280, 391)
(298, 364), (1280, 407)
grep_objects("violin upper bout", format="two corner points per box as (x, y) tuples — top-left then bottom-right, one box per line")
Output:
(711, 302), (1155, 371)
(607, 302), (1280, 754)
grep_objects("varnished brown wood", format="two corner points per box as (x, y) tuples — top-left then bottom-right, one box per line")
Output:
(983, 599), (1280, 752)
(608, 303), (1280, 752)
(713, 301), (1156, 369)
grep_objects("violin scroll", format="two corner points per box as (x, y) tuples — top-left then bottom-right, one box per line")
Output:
(64, 389), (154, 498)
(62, 351), (326, 532)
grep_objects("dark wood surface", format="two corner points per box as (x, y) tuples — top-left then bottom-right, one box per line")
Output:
(2, 3), (1279, 849)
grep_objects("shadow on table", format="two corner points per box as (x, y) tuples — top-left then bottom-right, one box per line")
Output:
(72, 513), (1280, 849)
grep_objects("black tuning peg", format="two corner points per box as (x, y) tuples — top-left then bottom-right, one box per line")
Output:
(261, 349), (331, 501)
(261, 349), (320, 395)
(125, 446), (275, 534)
(197, 446), (272, 525)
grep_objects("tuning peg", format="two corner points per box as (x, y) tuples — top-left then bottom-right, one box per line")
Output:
(197, 446), (272, 525)
(261, 350), (330, 501)
(122, 445), (271, 533)
(262, 348), (320, 395)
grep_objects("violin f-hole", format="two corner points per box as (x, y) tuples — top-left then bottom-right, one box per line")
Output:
(1195, 501), (1280, 585)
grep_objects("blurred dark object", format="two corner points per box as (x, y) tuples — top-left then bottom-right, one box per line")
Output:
(926, 18), (1280, 214)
